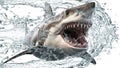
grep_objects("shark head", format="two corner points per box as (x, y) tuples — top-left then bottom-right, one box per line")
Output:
(43, 2), (95, 55)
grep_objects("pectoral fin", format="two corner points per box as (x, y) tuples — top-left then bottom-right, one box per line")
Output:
(80, 52), (96, 64)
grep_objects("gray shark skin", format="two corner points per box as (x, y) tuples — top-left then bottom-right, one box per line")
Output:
(3, 2), (96, 65)
(44, 2), (54, 23)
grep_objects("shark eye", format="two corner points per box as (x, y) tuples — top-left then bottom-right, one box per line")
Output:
(65, 9), (70, 16)
(65, 9), (74, 16)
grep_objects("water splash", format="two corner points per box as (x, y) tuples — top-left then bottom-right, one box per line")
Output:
(0, 0), (117, 68)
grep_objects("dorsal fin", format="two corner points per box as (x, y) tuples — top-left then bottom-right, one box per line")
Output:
(44, 2), (54, 23)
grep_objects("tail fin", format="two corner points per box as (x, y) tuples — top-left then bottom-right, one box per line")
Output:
(3, 48), (34, 64)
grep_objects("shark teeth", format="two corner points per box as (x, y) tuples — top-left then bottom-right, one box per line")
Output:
(66, 40), (83, 47)
(64, 23), (90, 30)
(80, 24), (82, 28)
(73, 24), (75, 27)
(77, 24), (79, 27)
(64, 35), (86, 48)
(61, 22), (90, 48)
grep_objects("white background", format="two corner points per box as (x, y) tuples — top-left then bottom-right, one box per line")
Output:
(88, 0), (120, 68)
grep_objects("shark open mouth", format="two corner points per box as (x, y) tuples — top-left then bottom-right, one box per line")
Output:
(60, 21), (92, 49)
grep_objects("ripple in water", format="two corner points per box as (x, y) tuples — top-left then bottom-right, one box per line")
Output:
(0, 0), (117, 68)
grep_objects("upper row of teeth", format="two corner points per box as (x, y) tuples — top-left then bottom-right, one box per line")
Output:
(65, 24), (90, 29)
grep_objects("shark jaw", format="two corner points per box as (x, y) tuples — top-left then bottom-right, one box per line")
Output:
(59, 19), (92, 49)
(44, 14), (92, 54)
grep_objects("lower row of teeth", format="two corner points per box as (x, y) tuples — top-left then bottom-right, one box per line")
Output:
(64, 38), (82, 47)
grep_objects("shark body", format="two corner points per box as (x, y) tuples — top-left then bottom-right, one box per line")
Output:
(3, 2), (96, 64)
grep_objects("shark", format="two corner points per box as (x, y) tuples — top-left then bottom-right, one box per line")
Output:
(3, 2), (96, 64)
